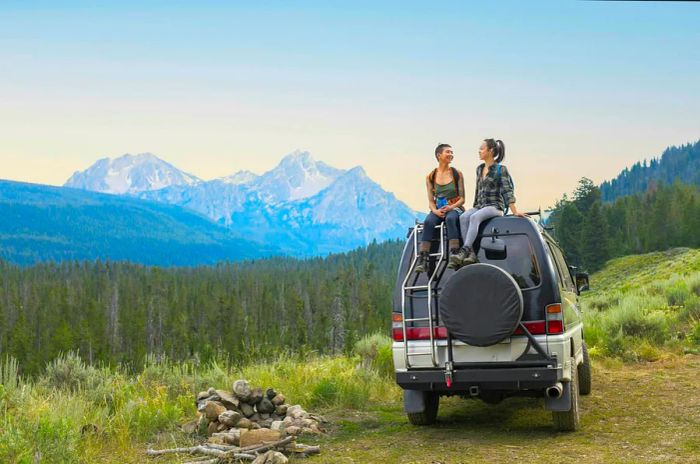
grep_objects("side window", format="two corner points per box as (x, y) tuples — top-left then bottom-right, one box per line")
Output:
(545, 242), (565, 288)
(549, 243), (575, 292)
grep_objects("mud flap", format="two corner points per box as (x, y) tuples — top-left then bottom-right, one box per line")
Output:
(403, 389), (427, 414)
(544, 382), (572, 412)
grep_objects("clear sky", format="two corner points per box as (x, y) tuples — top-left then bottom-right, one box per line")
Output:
(1, 1), (698, 211)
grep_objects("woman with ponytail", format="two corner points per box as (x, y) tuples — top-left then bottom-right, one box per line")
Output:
(450, 139), (526, 269)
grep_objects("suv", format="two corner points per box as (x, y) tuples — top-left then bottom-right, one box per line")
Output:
(392, 214), (592, 431)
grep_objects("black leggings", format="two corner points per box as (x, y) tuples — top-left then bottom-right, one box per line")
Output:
(421, 210), (461, 243)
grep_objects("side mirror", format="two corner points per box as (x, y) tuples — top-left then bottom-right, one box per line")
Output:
(576, 272), (590, 293)
(480, 237), (507, 260)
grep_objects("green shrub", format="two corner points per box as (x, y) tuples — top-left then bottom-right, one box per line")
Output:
(689, 322), (700, 345)
(665, 279), (691, 307)
(43, 352), (103, 393)
(353, 333), (394, 377)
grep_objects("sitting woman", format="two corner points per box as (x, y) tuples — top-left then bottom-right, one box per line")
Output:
(451, 139), (526, 269)
(414, 143), (466, 273)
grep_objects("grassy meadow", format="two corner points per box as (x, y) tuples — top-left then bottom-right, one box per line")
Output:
(1, 248), (699, 463)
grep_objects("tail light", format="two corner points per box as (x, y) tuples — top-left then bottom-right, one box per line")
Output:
(392, 313), (448, 341)
(391, 313), (403, 341)
(545, 303), (564, 334)
(513, 320), (546, 335)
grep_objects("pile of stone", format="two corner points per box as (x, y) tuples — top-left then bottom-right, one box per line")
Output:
(196, 379), (326, 445)
(147, 379), (324, 463)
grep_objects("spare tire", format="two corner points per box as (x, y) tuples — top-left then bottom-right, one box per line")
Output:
(439, 263), (523, 347)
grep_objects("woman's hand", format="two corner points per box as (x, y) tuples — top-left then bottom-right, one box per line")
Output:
(509, 203), (528, 217)
(433, 207), (446, 218)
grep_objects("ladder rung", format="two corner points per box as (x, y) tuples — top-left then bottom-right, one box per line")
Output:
(404, 285), (429, 290)
(429, 253), (444, 257)
(404, 317), (432, 322)
(408, 352), (435, 356)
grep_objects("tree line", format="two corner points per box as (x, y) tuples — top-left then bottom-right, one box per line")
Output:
(0, 240), (404, 375)
(600, 140), (699, 202)
(548, 178), (700, 272)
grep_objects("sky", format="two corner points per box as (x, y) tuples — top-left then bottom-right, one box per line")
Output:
(1, 0), (699, 211)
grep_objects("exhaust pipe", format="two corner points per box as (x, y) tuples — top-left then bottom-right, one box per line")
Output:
(546, 382), (563, 399)
(469, 386), (480, 397)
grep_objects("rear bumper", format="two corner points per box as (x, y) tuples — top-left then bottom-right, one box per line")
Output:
(396, 364), (560, 392)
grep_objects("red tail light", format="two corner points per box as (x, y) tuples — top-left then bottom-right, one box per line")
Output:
(547, 320), (564, 334)
(513, 320), (546, 335)
(392, 326), (448, 342)
(545, 303), (565, 334)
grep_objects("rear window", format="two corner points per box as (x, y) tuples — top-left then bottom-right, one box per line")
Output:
(477, 234), (541, 289)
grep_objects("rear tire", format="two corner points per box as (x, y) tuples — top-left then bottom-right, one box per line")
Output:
(406, 391), (439, 425)
(578, 342), (592, 396)
(552, 363), (580, 432)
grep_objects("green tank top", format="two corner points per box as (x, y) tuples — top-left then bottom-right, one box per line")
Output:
(434, 179), (458, 200)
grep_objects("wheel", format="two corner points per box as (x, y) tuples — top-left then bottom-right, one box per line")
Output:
(406, 391), (439, 425)
(552, 363), (580, 432)
(578, 341), (592, 396)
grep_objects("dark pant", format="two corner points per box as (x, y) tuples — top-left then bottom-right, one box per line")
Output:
(421, 210), (461, 243)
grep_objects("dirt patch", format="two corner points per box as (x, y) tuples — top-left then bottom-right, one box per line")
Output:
(315, 355), (700, 464)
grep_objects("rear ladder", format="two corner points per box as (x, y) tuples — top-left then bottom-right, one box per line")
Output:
(400, 222), (449, 368)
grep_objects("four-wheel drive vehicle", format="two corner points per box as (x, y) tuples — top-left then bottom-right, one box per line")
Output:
(392, 214), (592, 431)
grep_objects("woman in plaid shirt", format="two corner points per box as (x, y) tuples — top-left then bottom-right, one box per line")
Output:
(450, 139), (526, 269)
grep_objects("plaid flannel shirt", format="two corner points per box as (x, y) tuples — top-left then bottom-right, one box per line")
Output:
(473, 163), (516, 211)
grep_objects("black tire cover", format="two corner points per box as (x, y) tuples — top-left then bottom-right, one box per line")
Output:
(439, 263), (524, 347)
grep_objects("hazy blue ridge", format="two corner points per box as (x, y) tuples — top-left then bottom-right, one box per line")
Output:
(0, 179), (278, 265)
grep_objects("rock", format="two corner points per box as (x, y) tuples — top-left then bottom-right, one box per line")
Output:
(301, 418), (315, 428)
(197, 390), (211, 402)
(207, 421), (219, 437)
(282, 416), (294, 426)
(271, 394), (285, 406)
(217, 422), (228, 432)
(181, 420), (199, 435)
(309, 423), (322, 434)
(239, 428), (281, 447)
(257, 398), (275, 414)
(240, 403), (255, 418)
(302, 427), (314, 434)
(251, 422), (261, 429)
(260, 413), (271, 420)
(275, 405), (288, 416)
(208, 387), (217, 396)
(204, 401), (227, 421)
(211, 428), (241, 446)
(286, 405), (303, 417)
(270, 420), (284, 431)
(218, 410), (242, 427)
(251, 450), (288, 464)
(250, 413), (262, 422)
(233, 380), (252, 401)
(266, 388), (277, 400)
(285, 425), (301, 436)
(237, 418), (254, 429)
(249, 387), (264, 404)
(258, 418), (273, 429)
(289, 407), (307, 420)
(216, 389), (240, 409)
(271, 413), (282, 421)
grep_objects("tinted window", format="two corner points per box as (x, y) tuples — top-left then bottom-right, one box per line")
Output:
(477, 234), (541, 289)
(547, 242), (575, 292)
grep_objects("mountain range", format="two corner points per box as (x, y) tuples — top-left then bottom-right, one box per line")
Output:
(0, 180), (277, 265)
(63, 150), (419, 256)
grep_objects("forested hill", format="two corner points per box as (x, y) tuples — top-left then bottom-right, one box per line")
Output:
(0, 239), (405, 374)
(600, 140), (700, 202)
(0, 179), (279, 265)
